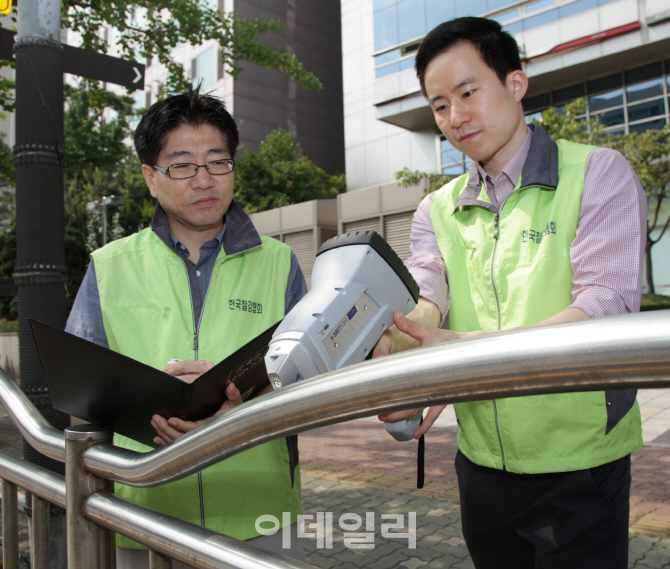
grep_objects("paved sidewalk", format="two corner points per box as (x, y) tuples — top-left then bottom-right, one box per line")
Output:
(298, 419), (670, 569)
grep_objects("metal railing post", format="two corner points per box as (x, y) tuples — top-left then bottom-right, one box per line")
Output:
(30, 495), (50, 569)
(149, 550), (172, 569)
(2, 479), (19, 569)
(65, 425), (115, 569)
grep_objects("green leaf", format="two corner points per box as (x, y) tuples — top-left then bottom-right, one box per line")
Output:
(234, 127), (345, 213)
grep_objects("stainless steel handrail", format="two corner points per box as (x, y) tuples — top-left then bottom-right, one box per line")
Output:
(0, 367), (65, 461)
(1, 312), (669, 486)
(0, 452), (316, 569)
(86, 492), (316, 569)
(1, 310), (669, 569)
(78, 311), (670, 486)
(0, 451), (66, 508)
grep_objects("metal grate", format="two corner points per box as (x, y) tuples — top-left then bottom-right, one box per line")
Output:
(283, 230), (316, 281)
(384, 212), (413, 262)
(343, 218), (381, 235)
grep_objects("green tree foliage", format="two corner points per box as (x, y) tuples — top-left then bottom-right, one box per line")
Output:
(64, 84), (135, 176)
(0, 70), (15, 116)
(0, 83), (154, 318)
(535, 98), (670, 294)
(0, 0), (322, 187)
(395, 167), (454, 195)
(534, 98), (604, 145)
(0, 62), (16, 206)
(234, 128), (345, 213)
(0, 140), (16, 224)
(0, 62), (18, 319)
(1, 1), (320, 97)
(64, 155), (153, 307)
(0, 226), (16, 319)
(62, 84), (153, 307)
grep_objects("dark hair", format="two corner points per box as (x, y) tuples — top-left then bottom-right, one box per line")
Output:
(415, 17), (522, 96)
(134, 86), (239, 165)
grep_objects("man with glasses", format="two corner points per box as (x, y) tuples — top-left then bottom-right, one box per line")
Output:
(66, 89), (306, 568)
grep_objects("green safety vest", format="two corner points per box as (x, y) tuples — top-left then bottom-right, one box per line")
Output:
(92, 228), (302, 547)
(430, 137), (642, 474)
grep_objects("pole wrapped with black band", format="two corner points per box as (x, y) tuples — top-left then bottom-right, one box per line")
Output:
(15, 3), (69, 565)
(14, 23), (70, 478)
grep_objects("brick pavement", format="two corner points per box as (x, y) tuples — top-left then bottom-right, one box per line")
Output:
(298, 420), (670, 568)
(300, 471), (670, 569)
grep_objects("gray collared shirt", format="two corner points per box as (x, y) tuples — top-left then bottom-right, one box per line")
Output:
(170, 225), (226, 327)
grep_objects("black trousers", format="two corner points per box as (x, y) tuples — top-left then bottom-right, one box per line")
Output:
(455, 450), (631, 569)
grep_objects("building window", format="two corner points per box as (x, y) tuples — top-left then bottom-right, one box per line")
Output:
(191, 47), (217, 89)
(439, 136), (471, 176)
(522, 60), (670, 135)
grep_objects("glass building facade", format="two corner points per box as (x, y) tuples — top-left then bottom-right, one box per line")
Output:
(524, 60), (670, 135)
(371, 0), (670, 176)
(374, 0), (619, 79)
(343, 0), (670, 295)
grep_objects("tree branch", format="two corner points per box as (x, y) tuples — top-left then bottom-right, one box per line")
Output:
(650, 200), (670, 245)
(649, 195), (661, 233)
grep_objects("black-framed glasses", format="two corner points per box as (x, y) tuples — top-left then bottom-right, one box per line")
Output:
(154, 159), (235, 179)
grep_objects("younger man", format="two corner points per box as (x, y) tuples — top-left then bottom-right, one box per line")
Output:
(376, 17), (646, 569)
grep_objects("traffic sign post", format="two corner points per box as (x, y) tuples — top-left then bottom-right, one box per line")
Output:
(14, 2), (69, 566)
(9, 1), (145, 566)
(62, 44), (145, 90)
(0, 28), (145, 89)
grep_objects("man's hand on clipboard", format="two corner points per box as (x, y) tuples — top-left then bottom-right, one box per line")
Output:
(163, 359), (214, 383)
(151, 358), (276, 445)
(151, 381), (244, 445)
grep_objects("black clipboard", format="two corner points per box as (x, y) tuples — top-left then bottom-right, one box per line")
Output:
(30, 319), (279, 447)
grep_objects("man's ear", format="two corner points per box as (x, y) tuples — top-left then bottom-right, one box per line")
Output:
(508, 69), (529, 103)
(142, 164), (158, 199)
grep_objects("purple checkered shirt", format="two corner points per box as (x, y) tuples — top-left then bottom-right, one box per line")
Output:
(405, 127), (647, 326)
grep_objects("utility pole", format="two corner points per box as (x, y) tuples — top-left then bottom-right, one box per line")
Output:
(15, 0), (69, 566)
(8, 0), (142, 563)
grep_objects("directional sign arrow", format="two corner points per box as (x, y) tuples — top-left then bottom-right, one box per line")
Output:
(0, 27), (145, 90)
(63, 45), (145, 90)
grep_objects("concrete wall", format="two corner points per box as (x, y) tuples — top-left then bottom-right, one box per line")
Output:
(337, 180), (425, 228)
(250, 199), (338, 236)
(249, 199), (338, 288)
(0, 332), (19, 381)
